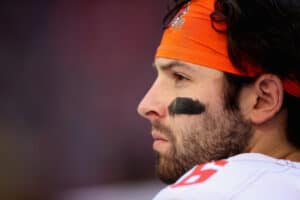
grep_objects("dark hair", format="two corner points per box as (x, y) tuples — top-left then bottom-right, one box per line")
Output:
(162, 0), (300, 148)
(163, 0), (191, 29)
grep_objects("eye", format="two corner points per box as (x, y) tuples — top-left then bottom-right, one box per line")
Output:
(173, 72), (189, 82)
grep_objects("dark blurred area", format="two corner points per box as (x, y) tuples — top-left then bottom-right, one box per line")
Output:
(0, 1), (166, 199)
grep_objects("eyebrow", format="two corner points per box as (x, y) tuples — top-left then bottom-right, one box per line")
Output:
(152, 60), (193, 71)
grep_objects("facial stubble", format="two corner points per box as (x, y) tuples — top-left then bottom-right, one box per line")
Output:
(153, 102), (253, 184)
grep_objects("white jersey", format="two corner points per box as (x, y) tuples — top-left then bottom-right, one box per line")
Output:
(153, 153), (300, 200)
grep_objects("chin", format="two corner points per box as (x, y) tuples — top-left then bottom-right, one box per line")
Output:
(155, 153), (188, 184)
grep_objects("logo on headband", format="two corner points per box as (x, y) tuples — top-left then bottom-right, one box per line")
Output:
(170, 2), (190, 29)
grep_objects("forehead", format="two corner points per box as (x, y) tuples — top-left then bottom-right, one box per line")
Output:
(154, 57), (224, 78)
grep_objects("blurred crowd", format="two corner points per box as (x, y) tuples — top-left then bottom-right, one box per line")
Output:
(0, 0), (166, 199)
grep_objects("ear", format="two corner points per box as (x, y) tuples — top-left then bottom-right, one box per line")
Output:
(245, 74), (284, 125)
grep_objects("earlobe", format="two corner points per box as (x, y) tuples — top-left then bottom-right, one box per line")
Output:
(249, 74), (284, 125)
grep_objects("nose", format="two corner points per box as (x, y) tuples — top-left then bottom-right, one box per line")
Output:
(137, 79), (167, 121)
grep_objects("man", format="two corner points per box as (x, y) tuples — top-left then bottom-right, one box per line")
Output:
(137, 0), (300, 199)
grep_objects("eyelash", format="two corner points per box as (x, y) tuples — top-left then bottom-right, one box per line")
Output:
(173, 72), (189, 82)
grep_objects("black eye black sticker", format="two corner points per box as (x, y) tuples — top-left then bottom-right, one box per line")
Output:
(168, 97), (206, 116)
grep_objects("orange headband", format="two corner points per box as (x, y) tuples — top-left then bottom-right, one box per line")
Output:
(155, 0), (300, 97)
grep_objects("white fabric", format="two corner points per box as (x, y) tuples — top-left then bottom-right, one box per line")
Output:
(153, 153), (300, 200)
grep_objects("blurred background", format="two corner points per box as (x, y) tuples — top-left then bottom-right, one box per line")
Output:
(0, 0), (167, 199)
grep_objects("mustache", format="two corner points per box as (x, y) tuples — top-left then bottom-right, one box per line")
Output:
(151, 120), (173, 139)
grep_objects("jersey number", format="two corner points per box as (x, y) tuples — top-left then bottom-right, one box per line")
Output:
(171, 160), (228, 188)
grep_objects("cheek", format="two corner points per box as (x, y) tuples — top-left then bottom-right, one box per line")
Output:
(190, 79), (225, 108)
(168, 118), (184, 147)
(170, 116), (205, 148)
(168, 97), (206, 116)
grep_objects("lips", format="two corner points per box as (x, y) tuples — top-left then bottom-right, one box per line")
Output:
(152, 131), (168, 141)
(152, 131), (169, 152)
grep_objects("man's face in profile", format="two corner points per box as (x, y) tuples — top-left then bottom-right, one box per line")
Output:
(137, 58), (253, 184)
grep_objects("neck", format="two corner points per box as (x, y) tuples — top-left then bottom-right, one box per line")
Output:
(246, 112), (300, 162)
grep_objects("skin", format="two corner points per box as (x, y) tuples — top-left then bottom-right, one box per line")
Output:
(138, 58), (252, 183)
(137, 57), (300, 184)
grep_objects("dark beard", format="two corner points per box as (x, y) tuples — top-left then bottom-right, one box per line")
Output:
(154, 108), (253, 184)
(155, 147), (188, 184)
